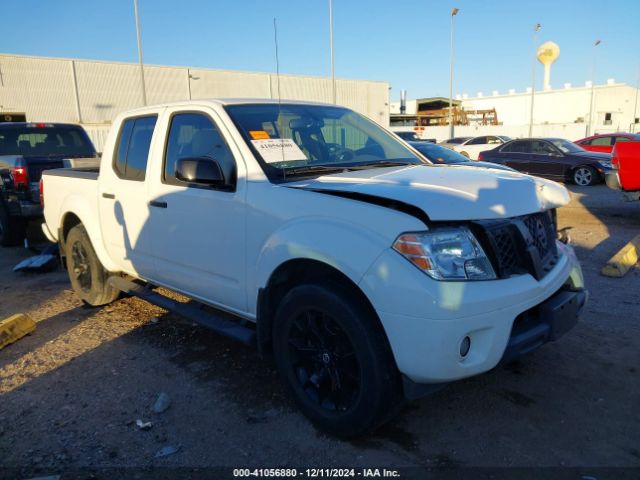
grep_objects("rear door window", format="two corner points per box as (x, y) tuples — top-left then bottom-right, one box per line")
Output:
(614, 136), (631, 144)
(502, 141), (530, 153)
(113, 116), (157, 181)
(590, 136), (612, 146)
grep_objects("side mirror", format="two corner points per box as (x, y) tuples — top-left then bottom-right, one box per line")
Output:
(175, 157), (225, 186)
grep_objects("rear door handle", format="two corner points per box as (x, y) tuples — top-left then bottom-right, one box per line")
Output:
(102, 193), (115, 199)
(149, 200), (167, 209)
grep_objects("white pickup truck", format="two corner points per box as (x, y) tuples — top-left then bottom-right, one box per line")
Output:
(42, 99), (587, 437)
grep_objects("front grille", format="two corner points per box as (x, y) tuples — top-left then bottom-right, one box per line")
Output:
(523, 213), (557, 262)
(481, 222), (526, 277)
(478, 211), (559, 280)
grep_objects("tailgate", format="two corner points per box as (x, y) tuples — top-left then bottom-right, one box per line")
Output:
(27, 158), (65, 203)
(614, 142), (640, 191)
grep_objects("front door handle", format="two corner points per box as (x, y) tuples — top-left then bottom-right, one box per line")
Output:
(149, 200), (167, 209)
(102, 193), (115, 199)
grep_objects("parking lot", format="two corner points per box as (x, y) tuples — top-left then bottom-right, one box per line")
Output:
(0, 184), (639, 475)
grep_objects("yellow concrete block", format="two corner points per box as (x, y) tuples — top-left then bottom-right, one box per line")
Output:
(0, 313), (36, 350)
(602, 234), (640, 278)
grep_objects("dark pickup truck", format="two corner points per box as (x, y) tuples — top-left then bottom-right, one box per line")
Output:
(0, 122), (98, 246)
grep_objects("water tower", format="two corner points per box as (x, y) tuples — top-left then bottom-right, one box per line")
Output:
(537, 41), (560, 91)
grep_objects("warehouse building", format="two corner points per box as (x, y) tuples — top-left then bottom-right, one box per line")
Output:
(390, 80), (640, 141)
(0, 54), (390, 151)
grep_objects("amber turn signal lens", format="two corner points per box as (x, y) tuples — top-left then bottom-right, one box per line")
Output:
(393, 234), (433, 271)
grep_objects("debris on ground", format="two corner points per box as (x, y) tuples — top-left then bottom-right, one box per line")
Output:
(13, 244), (59, 273)
(135, 419), (153, 430)
(153, 392), (171, 414)
(154, 445), (180, 458)
(0, 313), (36, 350)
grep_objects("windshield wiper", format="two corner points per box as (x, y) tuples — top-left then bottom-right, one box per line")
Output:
(283, 160), (420, 179)
(346, 160), (419, 170)
(283, 165), (350, 177)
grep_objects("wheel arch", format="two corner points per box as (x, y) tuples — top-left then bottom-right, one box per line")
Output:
(58, 210), (120, 272)
(256, 258), (393, 363)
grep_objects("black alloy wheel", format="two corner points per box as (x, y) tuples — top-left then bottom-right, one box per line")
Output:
(71, 239), (92, 292)
(287, 308), (361, 412)
(272, 283), (401, 438)
(64, 224), (120, 306)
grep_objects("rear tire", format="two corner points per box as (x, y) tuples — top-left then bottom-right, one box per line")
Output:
(0, 204), (27, 247)
(572, 166), (597, 186)
(272, 283), (401, 438)
(65, 224), (119, 306)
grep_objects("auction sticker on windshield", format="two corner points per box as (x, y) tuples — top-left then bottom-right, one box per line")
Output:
(251, 139), (307, 163)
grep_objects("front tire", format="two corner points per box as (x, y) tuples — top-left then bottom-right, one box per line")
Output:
(272, 283), (401, 438)
(65, 224), (119, 306)
(573, 166), (597, 186)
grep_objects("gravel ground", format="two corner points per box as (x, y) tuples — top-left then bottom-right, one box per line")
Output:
(0, 184), (639, 478)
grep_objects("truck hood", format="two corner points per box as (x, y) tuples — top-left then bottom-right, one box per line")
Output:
(286, 164), (570, 221)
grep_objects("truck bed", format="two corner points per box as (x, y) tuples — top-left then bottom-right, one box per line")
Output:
(44, 167), (99, 181)
(42, 167), (101, 243)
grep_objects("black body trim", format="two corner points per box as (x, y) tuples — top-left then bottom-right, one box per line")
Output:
(501, 286), (587, 363)
(108, 276), (256, 346)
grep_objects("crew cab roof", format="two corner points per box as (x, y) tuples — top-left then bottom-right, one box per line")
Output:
(115, 98), (337, 116)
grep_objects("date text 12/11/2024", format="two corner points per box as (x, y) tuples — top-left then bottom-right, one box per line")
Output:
(232, 468), (401, 478)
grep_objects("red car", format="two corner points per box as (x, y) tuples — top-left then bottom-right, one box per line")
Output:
(575, 133), (640, 154)
(606, 142), (640, 201)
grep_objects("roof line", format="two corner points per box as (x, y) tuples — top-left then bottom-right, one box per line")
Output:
(0, 52), (388, 85)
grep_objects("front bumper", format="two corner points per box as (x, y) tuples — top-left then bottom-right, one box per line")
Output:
(500, 286), (587, 363)
(359, 241), (585, 384)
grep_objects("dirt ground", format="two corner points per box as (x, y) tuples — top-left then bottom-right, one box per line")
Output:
(0, 184), (639, 478)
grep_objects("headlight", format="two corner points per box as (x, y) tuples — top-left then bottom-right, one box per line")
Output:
(597, 161), (612, 170)
(393, 227), (496, 281)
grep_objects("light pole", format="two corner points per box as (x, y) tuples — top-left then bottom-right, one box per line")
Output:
(187, 70), (199, 100)
(528, 23), (541, 138)
(133, 0), (147, 106)
(586, 39), (601, 137)
(448, 7), (459, 139)
(632, 65), (639, 133)
(329, 0), (336, 104)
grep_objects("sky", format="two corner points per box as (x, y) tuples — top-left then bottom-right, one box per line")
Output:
(2, 0), (640, 102)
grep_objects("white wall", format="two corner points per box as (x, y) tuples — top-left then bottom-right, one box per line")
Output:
(0, 54), (390, 151)
(461, 83), (638, 131)
(418, 123), (588, 143)
(389, 82), (640, 142)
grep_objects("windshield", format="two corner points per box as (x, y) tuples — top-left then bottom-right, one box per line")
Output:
(409, 142), (467, 164)
(0, 125), (96, 156)
(548, 138), (584, 154)
(225, 104), (425, 181)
